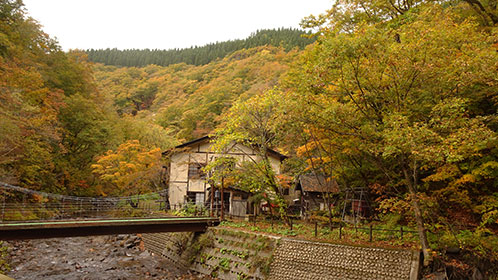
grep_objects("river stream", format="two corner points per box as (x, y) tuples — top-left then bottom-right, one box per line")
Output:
(5, 235), (204, 279)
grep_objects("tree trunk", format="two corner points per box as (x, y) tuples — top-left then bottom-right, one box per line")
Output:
(403, 166), (431, 266)
(210, 185), (214, 217)
(220, 177), (225, 221)
(261, 152), (290, 225)
(323, 193), (333, 229)
(463, 0), (498, 25)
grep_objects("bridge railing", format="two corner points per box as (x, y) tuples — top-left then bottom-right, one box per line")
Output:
(0, 183), (224, 223)
(0, 182), (179, 222)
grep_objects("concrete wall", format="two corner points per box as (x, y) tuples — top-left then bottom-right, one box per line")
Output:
(143, 228), (419, 280)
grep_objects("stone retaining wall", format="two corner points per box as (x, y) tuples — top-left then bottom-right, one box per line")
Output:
(268, 239), (419, 280)
(143, 229), (419, 280)
(142, 232), (193, 270)
(143, 229), (277, 279)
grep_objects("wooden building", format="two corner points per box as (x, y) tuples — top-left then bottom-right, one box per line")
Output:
(166, 136), (286, 217)
(295, 174), (340, 213)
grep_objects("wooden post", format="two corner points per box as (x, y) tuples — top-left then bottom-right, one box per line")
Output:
(339, 224), (342, 239)
(400, 226), (404, 239)
(216, 191), (219, 217)
(369, 224), (373, 242)
(290, 218), (293, 231)
(79, 200), (82, 218)
(61, 198), (65, 218)
(1, 194), (5, 221)
(22, 194), (26, 217)
(314, 221), (318, 237)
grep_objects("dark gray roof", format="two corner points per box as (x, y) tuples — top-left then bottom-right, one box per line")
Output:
(174, 135), (211, 149)
(168, 135), (287, 161)
(298, 175), (339, 193)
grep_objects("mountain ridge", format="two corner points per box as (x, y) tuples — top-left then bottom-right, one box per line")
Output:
(85, 28), (314, 67)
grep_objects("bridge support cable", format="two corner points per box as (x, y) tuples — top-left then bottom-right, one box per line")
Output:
(0, 182), (173, 222)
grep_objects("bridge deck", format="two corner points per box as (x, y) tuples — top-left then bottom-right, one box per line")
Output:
(0, 217), (220, 240)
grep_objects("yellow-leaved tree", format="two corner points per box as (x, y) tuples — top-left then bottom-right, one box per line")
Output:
(91, 140), (162, 196)
(284, 2), (498, 265)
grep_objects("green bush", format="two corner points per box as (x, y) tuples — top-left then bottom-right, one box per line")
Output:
(0, 242), (9, 274)
(437, 229), (498, 262)
(173, 203), (208, 216)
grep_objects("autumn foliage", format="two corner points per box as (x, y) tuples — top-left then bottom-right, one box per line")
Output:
(1, 0), (498, 272)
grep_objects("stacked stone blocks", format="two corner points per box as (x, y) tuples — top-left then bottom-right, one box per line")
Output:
(142, 229), (419, 280)
(268, 239), (418, 280)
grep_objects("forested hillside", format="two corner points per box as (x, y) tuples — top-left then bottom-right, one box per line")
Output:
(92, 46), (298, 141)
(2, 0), (498, 276)
(0, 0), (300, 196)
(0, 1), (177, 196)
(85, 28), (314, 67)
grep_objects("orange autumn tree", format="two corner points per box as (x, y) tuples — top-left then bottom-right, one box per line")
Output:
(91, 140), (162, 196)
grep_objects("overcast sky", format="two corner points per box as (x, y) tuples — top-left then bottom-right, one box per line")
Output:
(23, 0), (333, 51)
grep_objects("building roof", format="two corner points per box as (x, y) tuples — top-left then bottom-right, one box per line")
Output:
(168, 135), (287, 161)
(298, 174), (339, 193)
(174, 135), (211, 149)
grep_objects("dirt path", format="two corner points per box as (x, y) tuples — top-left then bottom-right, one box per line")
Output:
(5, 235), (204, 280)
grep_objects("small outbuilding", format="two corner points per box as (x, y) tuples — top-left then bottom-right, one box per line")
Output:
(295, 174), (339, 213)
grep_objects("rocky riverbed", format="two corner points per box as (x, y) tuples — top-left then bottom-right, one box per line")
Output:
(5, 235), (207, 279)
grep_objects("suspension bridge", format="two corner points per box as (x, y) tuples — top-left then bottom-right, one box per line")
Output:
(0, 182), (219, 240)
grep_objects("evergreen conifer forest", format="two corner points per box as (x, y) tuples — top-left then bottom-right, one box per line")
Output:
(85, 28), (315, 67)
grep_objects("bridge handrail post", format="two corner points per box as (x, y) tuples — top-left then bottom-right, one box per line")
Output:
(1, 194), (5, 222)
(61, 198), (65, 219)
(369, 224), (373, 242)
(22, 193), (26, 217)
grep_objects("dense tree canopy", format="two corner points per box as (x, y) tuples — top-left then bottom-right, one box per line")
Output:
(2, 0), (498, 272)
(280, 0), (498, 265)
(93, 46), (298, 141)
(0, 0), (176, 196)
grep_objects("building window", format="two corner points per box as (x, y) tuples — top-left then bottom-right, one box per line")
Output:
(187, 191), (205, 205)
(196, 192), (205, 205)
(188, 163), (206, 179)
